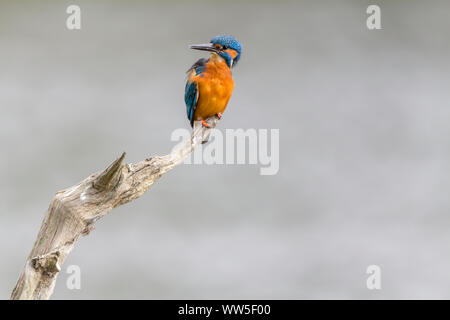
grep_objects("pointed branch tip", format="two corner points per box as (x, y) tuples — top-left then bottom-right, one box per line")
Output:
(93, 152), (126, 191)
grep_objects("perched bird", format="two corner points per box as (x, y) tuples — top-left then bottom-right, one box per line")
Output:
(185, 35), (242, 128)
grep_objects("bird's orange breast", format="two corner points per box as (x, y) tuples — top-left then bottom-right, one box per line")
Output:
(191, 56), (234, 121)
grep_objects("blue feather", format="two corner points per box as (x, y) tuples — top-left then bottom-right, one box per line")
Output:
(185, 58), (208, 127)
(184, 80), (198, 127)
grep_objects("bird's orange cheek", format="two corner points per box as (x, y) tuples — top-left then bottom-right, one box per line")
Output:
(225, 49), (238, 59)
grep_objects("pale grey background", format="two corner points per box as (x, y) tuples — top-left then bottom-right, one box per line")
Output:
(1, 0), (450, 299)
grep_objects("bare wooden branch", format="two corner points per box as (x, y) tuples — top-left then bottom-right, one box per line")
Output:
(10, 118), (219, 300)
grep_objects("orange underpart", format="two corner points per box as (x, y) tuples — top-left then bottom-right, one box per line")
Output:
(191, 55), (234, 120)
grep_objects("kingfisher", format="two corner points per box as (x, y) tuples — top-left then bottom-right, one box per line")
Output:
(185, 35), (242, 128)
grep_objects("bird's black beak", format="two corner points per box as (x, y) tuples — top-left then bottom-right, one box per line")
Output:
(189, 43), (219, 53)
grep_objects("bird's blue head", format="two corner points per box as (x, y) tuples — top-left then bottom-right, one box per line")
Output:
(190, 35), (242, 68)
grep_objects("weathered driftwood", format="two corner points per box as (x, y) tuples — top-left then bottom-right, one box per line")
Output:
(10, 118), (218, 300)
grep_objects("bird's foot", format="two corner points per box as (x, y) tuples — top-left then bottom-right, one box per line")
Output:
(201, 120), (210, 128)
(216, 112), (222, 119)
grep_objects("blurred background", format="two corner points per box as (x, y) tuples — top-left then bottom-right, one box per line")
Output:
(1, 0), (450, 299)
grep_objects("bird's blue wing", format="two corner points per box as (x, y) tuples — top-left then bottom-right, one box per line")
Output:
(185, 58), (208, 127)
(184, 79), (198, 127)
